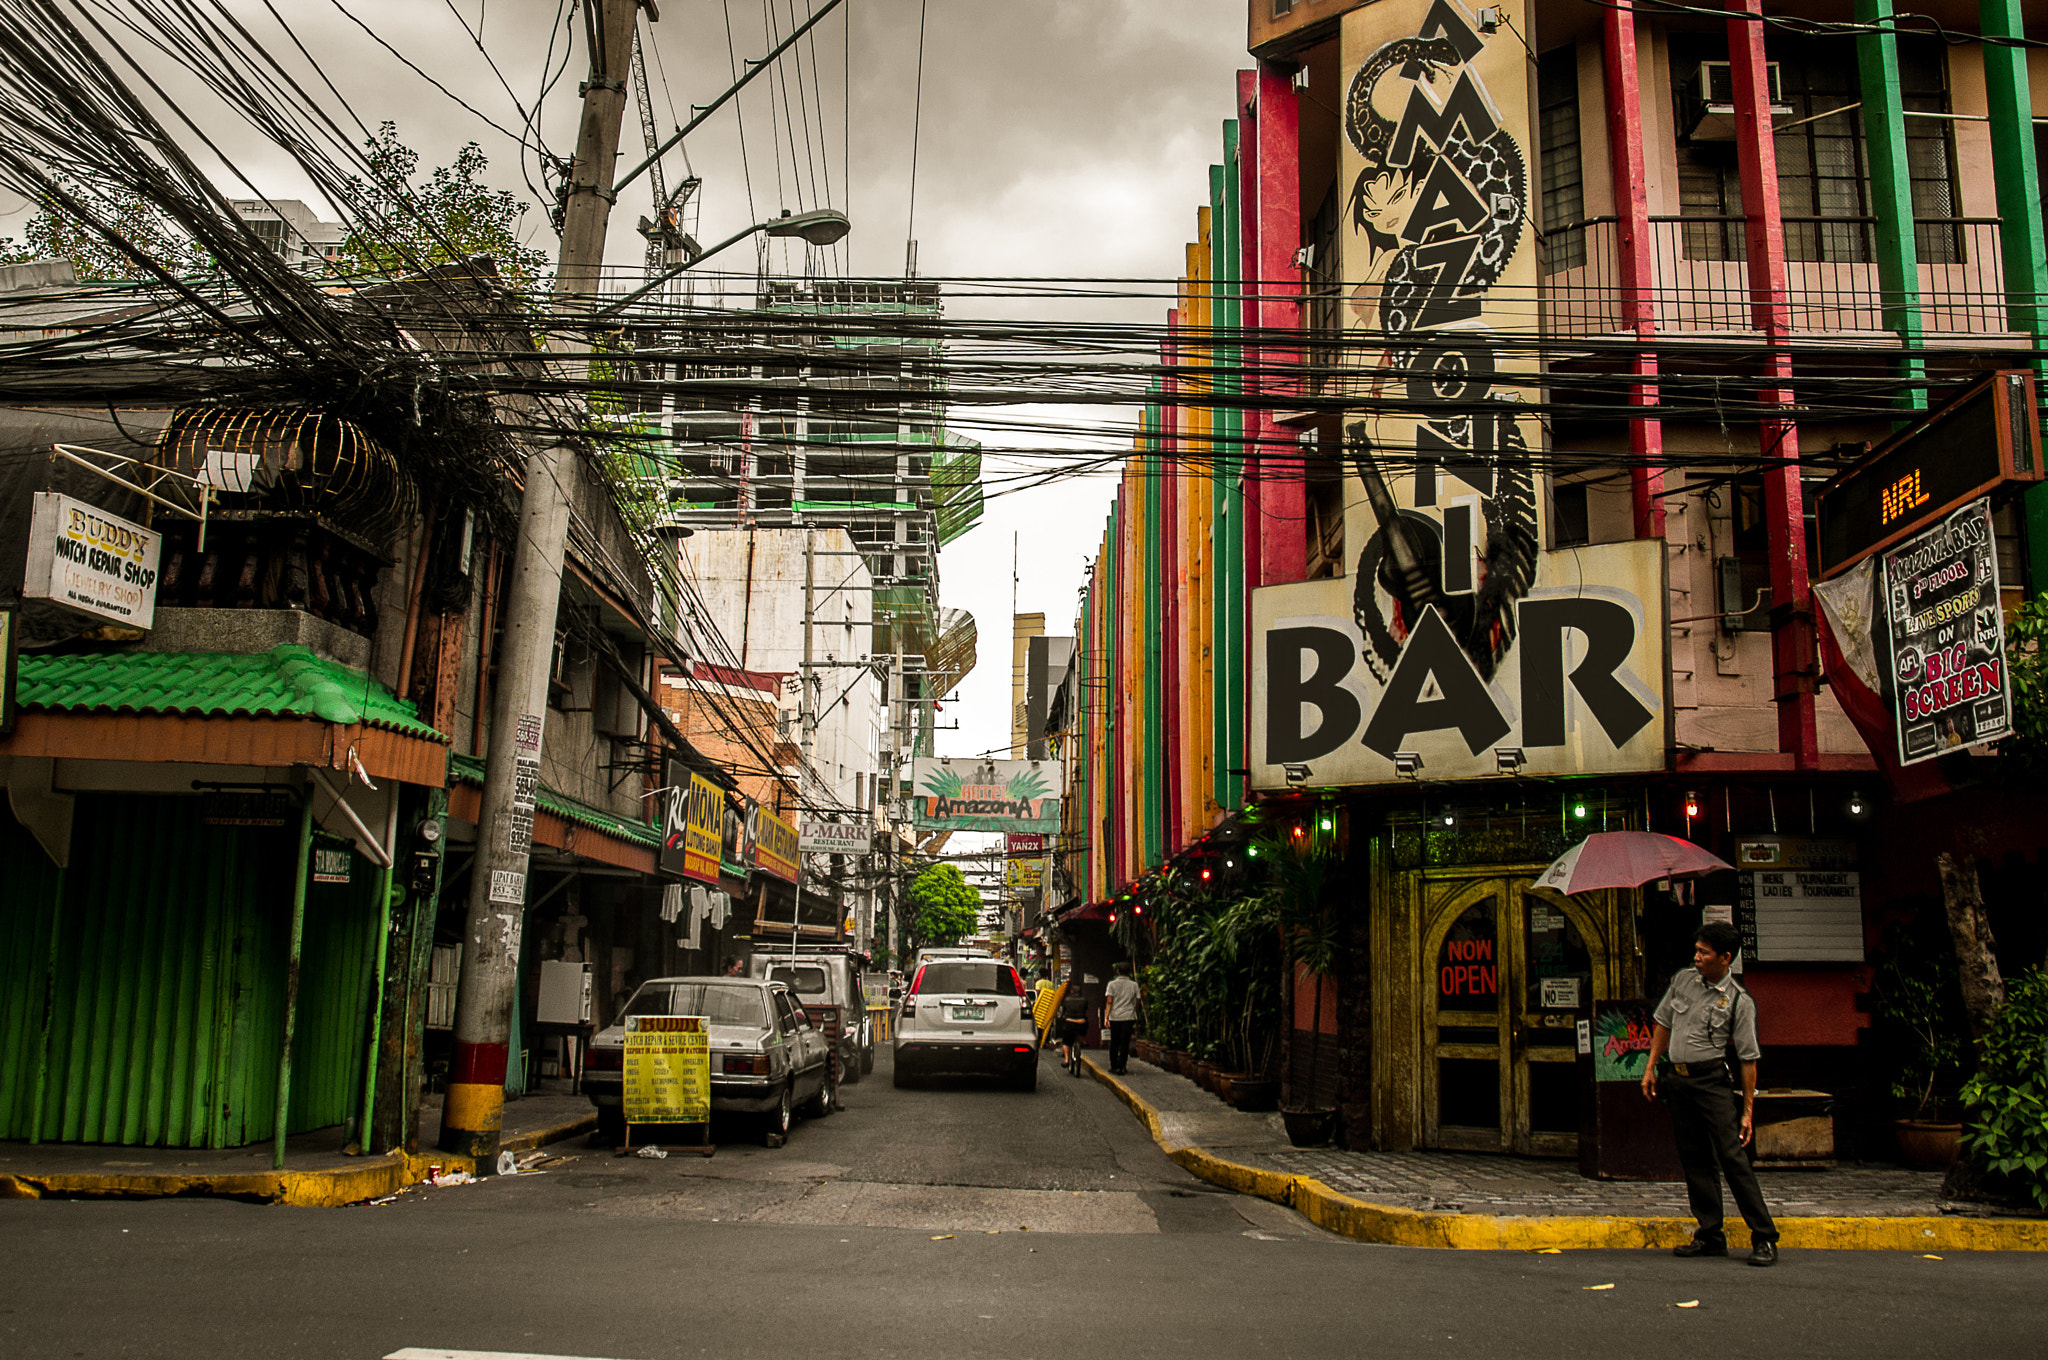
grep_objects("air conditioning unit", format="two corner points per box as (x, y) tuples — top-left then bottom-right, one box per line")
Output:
(1683, 60), (1791, 141)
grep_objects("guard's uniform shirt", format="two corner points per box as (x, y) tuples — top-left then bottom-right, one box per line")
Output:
(1653, 968), (1760, 1065)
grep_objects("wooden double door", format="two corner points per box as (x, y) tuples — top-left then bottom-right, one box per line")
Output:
(1419, 872), (1620, 1157)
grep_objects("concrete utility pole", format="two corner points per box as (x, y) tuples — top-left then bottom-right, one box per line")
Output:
(441, 0), (640, 1163)
(791, 527), (816, 961)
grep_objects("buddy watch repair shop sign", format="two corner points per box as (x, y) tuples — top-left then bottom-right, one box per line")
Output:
(22, 492), (161, 628)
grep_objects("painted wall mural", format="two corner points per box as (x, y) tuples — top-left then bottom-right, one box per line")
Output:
(1341, 0), (1540, 687)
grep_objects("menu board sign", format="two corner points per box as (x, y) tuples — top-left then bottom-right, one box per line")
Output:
(1881, 498), (2011, 765)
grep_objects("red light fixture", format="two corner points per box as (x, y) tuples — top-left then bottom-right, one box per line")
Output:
(1684, 790), (1701, 820)
(1200, 868), (1211, 880)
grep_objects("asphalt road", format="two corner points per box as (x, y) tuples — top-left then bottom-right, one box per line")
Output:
(3, 1047), (2044, 1360)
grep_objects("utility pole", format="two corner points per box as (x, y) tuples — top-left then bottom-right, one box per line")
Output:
(441, 0), (640, 1163)
(792, 527), (816, 961)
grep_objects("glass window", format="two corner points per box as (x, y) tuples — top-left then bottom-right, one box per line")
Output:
(1538, 45), (1585, 273)
(916, 962), (1021, 996)
(623, 982), (770, 1028)
(768, 965), (830, 996)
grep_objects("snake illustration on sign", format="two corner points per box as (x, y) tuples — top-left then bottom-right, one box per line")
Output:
(1342, 0), (1540, 686)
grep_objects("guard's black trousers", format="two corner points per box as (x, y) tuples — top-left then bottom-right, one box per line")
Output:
(1108, 1021), (1136, 1073)
(1666, 1067), (1778, 1245)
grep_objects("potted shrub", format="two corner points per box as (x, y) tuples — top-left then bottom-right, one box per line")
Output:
(1959, 968), (2048, 1209)
(1871, 917), (1970, 1166)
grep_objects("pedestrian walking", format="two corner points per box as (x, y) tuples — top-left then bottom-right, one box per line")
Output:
(1105, 962), (1142, 1075)
(1641, 920), (1780, 1267)
(1056, 973), (1089, 1074)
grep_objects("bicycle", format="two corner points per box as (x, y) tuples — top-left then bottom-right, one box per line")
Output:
(1063, 1035), (1083, 1078)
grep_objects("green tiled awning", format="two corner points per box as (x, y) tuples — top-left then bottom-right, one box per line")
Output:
(15, 644), (446, 741)
(448, 752), (660, 848)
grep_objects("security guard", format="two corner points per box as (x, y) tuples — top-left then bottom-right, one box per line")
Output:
(1641, 920), (1780, 1267)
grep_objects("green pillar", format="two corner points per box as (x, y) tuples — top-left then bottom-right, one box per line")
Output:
(1855, 0), (1926, 414)
(1981, 0), (2048, 591)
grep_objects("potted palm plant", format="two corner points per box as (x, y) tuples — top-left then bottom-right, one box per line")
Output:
(1263, 828), (1340, 1147)
(1872, 917), (1970, 1167)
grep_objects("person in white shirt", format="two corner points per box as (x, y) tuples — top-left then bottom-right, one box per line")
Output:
(1104, 962), (1143, 1075)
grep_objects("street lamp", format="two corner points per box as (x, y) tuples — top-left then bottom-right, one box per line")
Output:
(601, 207), (851, 315)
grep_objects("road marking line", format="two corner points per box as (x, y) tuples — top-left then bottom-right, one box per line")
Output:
(386, 1350), (643, 1360)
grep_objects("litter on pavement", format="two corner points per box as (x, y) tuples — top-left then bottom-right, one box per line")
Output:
(635, 1146), (669, 1159)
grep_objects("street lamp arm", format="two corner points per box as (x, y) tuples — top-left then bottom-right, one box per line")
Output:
(598, 208), (849, 316)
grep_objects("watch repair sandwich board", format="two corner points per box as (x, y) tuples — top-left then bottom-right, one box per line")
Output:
(623, 1014), (710, 1148)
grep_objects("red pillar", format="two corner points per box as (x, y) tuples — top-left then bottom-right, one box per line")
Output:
(1236, 69), (1265, 591)
(1603, 2), (1666, 539)
(1252, 60), (1305, 586)
(1727, 0), (1819, 768)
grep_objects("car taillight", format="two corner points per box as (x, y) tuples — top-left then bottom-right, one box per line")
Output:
(722, 1054), (769, 1075)
(900, 998), (916, 1018)
(586, 1046), (622, 1071)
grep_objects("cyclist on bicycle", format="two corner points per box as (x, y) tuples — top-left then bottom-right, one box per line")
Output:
(1056, 975), (1089, 1075)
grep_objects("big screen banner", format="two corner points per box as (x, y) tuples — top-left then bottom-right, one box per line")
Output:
(1882, 498), (2011, 764)
(910, 758), (1060, 833)
(1245, 2), (1659, 788)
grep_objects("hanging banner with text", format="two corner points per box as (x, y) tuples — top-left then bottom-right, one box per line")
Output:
(754, 807), (800, 883)
(623, 1014), (710, 1125)
(661, 763), (725, 884)
(800, 817), (872, 855)
(910, 758), (1060, 832)
(1251, 539), (1667, 787)
(1882, 498), (2011, 765)
(22, 492), (161, 628)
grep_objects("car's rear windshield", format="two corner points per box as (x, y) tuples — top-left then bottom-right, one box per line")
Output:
(623, 983), (769, 1027)
(768, 965), (829, 996)
(917, 962), (1021, 996)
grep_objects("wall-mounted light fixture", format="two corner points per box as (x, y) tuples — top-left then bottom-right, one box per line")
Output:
(1393, 751), (1424, 778)
(1494, 747), (1524, 775)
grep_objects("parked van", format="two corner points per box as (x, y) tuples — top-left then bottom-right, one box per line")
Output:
(748, 950), (873, 1081)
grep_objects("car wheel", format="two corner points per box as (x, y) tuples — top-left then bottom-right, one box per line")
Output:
(595, 1105), (625, 1143)
(892, 1055), (913, 1089)
(861, 1046), (875, 1076)
(841, 1043), (863, 1085)
(803, 1068), (836, 1118)
(762, 1082), (794, 1143)
(1012, 1062), (1038, 1093)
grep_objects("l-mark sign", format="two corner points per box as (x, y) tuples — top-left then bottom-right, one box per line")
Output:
(1250, 540), (1669, 789)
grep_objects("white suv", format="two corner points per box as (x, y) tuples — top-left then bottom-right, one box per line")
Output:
(893, 958), (1038, 1091)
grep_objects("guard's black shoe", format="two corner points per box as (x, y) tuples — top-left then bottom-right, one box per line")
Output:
(1747, 1241), (1779, 1268)
(1672, 1239), (1728, 1258)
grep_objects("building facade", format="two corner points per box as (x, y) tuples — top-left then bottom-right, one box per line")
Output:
(1053, 0), (2048, 1158)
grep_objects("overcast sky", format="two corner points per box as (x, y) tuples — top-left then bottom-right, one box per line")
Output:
(1, 0), (1253, 762)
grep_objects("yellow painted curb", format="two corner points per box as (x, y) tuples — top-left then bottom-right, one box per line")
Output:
(0, 1111), (598, 1209)
(1081, 1058), (2048, 1253)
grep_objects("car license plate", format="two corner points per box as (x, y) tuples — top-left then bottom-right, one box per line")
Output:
(950, 1005), (987, 1021)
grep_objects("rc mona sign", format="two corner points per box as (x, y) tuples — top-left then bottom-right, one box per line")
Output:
(1250, 540), (1668, 788)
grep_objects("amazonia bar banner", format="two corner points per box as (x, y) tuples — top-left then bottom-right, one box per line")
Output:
(911, 758), (1060, 833)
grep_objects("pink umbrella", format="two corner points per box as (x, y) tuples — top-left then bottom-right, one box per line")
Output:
(1532, 831), (1732, 895)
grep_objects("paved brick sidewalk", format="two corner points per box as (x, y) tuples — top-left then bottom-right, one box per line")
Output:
(1110, 1057), (1981, 1220)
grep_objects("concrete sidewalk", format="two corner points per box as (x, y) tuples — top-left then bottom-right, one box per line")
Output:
(0, 1093), (595, 1207)
(1088, 1055), (2048, 1252)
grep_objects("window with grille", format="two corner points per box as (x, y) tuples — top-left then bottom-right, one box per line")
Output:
(1538, 45), (1585, 274)
(1673, 36), (1960, 265)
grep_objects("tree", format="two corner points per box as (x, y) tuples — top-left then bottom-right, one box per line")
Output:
(0, 179), (212, 280)
(906, 864), (979, 948)
(328, 123), (549, 289)
(0, 124), (547, 288)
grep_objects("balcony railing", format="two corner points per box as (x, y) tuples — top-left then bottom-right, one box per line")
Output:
(1538, 215), (2010, 337)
